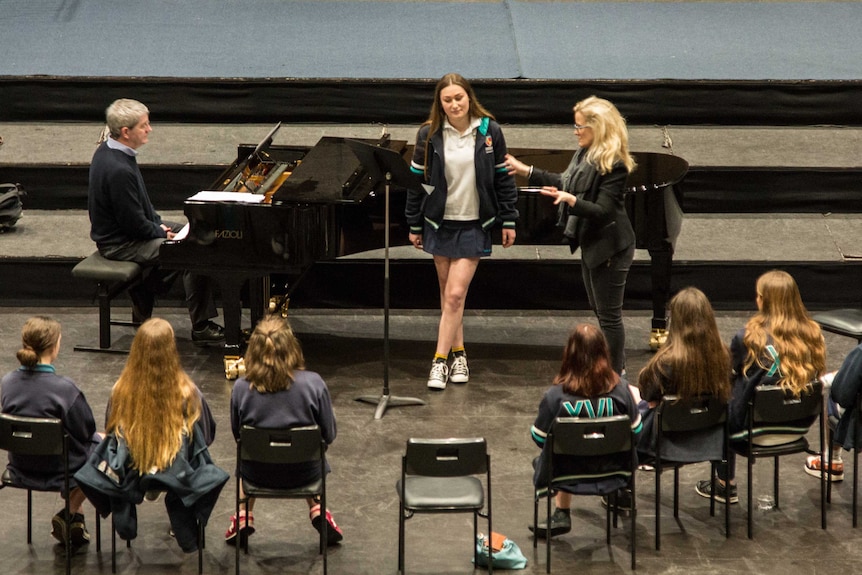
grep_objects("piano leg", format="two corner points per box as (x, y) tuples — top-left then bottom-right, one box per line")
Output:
(647, 246), (673, 350)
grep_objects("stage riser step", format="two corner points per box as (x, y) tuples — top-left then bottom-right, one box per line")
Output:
(3, 258), (859, 312)
(2, 165), (861, 214)
(2, 78), (861, 126)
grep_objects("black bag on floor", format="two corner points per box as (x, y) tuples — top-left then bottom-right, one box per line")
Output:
(0, 182), (25, 231)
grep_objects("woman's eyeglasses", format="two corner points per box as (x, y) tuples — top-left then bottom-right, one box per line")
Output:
(573, 123), (590, 131)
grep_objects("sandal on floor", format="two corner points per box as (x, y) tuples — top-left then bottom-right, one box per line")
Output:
(309, 504), (343, 546)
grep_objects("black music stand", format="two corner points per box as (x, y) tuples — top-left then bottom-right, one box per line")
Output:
(345, 139), (426, 420)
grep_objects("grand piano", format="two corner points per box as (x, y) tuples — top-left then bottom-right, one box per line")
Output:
(162, 126), (687, 376)
(160, 124), (410, 376)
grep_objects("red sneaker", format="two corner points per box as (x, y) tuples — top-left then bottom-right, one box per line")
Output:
(225, 512), (255, 547)
(310, 505), (343, 546)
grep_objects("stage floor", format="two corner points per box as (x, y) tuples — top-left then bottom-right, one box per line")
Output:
(0, 308), (862, 575)
(0, 305), (858, 574)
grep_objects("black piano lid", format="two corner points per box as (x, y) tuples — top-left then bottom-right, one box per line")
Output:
(626, 152), (689, 192)
(271, 136), (380, 204)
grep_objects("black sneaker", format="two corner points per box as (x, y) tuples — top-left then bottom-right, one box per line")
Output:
(50, 511), (68, 545)
(191, 321), (225, 346)
(51, 510), (90, 547)
(601, 488), (634, 516)
(528, 508), (571, 538)
(69, 513), (90, 547)
(695, 479), (739, 504)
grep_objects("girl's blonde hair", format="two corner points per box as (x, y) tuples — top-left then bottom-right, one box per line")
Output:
(106, 318), (201, 472)
(743, 270), (826, 395)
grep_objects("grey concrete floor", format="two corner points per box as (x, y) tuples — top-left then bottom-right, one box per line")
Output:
(0, 305), (859, 574)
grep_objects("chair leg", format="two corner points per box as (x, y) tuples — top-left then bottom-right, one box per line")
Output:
(532, 494), (539, 549)
(631, 481), (637, 571)
(26, 490), (32, 544)
(827, 431), (834, 504)
(655, 465), (661, 551)
(774, 456), (780, 509)
(111, 515), (117, 574)
(855, 447), (859, 528)
(673, 466), (680, 518)
(748, 456), (754, 539)
(546, 489), (552, 574)
(96, 514), (101, 553)
(198, 523), (203, 575)
(398, 501), (405, 574)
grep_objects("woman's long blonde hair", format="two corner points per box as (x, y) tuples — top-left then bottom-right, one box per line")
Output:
(639, 287), (731, 401)
(743, 270), (825, 395)
(574, 96), (635, 175)
(243, 314), (305, 393)
(106, 318), (201, 473)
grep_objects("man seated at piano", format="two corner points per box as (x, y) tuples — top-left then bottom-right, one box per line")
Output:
(87, 98), (225, 345)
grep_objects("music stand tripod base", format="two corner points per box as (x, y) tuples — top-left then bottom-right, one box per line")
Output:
(355, 394), (426, 420)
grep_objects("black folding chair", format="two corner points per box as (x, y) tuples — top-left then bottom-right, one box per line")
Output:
(533, 415), (637, 572)
(236, 425), (328, 575)
(826, 391), (862, 526)
(396, 437), (491, 574)
(0, 413), (73, 575)
(731, 382), (825, 538)
(653, 395), (730, 549)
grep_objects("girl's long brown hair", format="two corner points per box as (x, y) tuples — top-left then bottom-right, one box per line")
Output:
(638, 287), (731, 401)
(743, 270), (825, 395)
(555, 324), (619, 396)
(106, 318), (201, 473)
(421, 73), (495, 176)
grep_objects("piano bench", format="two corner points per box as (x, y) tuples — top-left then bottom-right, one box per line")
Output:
(71, 252), (143, 354)
(813, 309), (862, 344)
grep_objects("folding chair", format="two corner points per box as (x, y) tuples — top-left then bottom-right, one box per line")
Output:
(652, 396), (730, 549)
(826, 391), (862, 526)
(731, 382), (825, 538)
(396, 437), (491, 574)
(533, 415), (637, 572)
(236, 425), (328, 575)
(0, 413), (73, 575)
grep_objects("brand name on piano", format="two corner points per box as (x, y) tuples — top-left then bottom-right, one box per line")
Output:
(215, 229), (243, 239)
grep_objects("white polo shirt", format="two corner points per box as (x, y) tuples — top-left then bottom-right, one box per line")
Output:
(442, 116), (481, 221)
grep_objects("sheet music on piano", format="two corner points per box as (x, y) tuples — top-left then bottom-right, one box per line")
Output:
(187, 191), (266, 203)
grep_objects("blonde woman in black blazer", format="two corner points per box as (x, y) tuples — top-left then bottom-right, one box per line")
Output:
(506, 96), (636, 374)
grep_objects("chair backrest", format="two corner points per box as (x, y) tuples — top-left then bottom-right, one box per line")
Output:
(552, 415), (633, 457)
(0, 413), (66, 456)
(751, 382), (823, 425)
(658, 395), (727, 433)
(239, 425), (323, 465)
(404, 437), (488, 477)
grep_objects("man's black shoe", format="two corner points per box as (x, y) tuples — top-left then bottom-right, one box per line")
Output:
(192, 321), (226, 346)
(528, 508), (571, 538)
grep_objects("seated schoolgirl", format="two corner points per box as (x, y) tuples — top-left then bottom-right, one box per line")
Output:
(226, 314), (342, 546)
(637, 287), (732, 463)
(75, 318), (227, 553)
(1, 316), (101, 548)
(529, 323), (642, 537)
